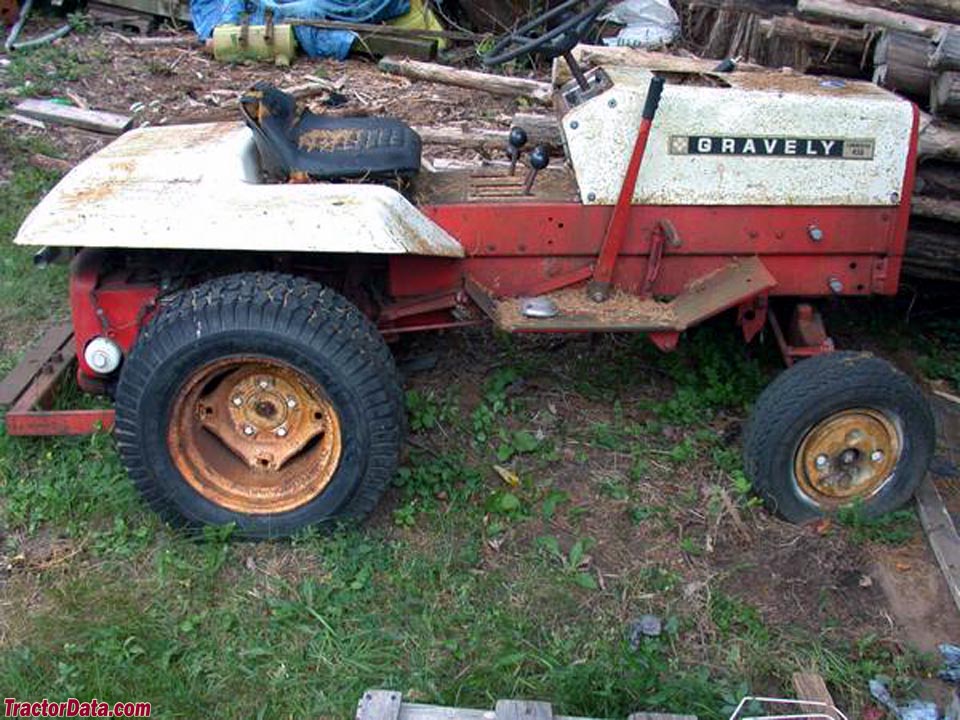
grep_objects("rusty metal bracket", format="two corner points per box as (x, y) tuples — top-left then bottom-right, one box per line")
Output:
(640, 222), (668, 298)
(769, 303), (835, 367)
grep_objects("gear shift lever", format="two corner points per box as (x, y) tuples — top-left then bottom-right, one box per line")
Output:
(507, 127), (528, 176)
(523, 145), (549, 195)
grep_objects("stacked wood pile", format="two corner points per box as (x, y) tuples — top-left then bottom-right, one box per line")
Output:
(673, 0), (960, 282)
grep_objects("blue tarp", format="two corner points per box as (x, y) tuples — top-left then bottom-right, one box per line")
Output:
(192, 0), (410, 59)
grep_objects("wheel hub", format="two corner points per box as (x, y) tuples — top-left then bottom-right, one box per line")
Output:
(197, 369), (327, 472)
(794, 408), (901, 503)
(169, 357), (342, 514)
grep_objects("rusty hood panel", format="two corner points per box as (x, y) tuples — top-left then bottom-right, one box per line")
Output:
(15, 122), (464, 258)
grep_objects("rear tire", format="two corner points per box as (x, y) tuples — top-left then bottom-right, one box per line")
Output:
(743, 352), (934, 523)
(115, 272), (404, 538)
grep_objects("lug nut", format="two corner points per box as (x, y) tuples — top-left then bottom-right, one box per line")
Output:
(286, 397), (297, 409)
(276, 427), (288, 438)
(258, 379), (270, 390)
(232, 396), (244, 406)
(243, 425), (256, 436)
(815, 454), (829, 469)
(871, 450), (885, 463)
(840, 449), (858, 465)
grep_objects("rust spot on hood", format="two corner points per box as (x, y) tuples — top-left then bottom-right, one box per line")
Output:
(62, 181), (119, 208)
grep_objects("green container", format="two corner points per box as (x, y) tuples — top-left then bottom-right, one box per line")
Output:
(212, 23), (297, 66)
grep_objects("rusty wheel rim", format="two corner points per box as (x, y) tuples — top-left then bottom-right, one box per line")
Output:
(793, 407), (901, 505)
(168, 357), (342, 514)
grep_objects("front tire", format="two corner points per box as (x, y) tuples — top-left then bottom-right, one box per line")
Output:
(115, 273), (404, 538)
(743, 352), (935, 523)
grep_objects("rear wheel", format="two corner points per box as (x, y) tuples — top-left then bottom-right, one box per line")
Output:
(743, 352), (935, 523)
(115, 272), (403, 538)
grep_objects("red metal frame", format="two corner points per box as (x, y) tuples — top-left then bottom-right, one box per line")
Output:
(70, 251), (159, 387)
(1, 99), (922, 436)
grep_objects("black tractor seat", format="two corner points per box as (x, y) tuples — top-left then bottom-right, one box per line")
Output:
(241, 83), (422, 182)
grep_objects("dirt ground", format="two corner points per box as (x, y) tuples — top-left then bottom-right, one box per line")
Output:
(1, 24), (518, 176)
(3, 25), (960, 714)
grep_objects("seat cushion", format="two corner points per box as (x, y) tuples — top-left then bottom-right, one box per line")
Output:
(243, 84), (421, 181)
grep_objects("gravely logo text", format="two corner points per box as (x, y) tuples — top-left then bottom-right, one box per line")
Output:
(669, 135), (875, 160)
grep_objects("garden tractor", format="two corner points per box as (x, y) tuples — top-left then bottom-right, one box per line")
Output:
(1, 0), (935, 537)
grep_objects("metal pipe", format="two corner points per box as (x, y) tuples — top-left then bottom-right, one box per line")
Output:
(11, 24), (72, 50)
(4, 0), (34, 52)
(4, 0), (73, 52)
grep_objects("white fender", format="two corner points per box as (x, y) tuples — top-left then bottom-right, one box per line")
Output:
(15, 122), (464, 258)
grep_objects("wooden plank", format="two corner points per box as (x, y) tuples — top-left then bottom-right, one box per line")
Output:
(15, 99), (132, 135)
(849, 0), (959, 24)
(933, 71), (960, 119)
(357, 690), (403, 720)
(92, 0), (190, 22)
(792, 672), (839, 719)
(919, 114), (960, 162)
(0, 323), (73, 407)
(8, 113), (47, 130)
(413, 124), (509, 149)
(496, 700), (554, 720)
(932, 389), (960, 471)
(797, 0), (949, 37)
(916, 478), (960, 615)
(554, 43), (766, 85)
(912, 195), (960, 224)
(512, 112), (563, 149)
(354, 34), (437, 61)
(378, 57), (554, 105)
(399, 705), (493, 720)
(396, 701), (603, 720)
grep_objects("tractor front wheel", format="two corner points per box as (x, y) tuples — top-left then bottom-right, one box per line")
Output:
(114, 273), (404, 538)
(743, 352), (935, 523)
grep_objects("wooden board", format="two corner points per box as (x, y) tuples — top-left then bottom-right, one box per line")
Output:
(91, 0), (190, 22)
(496, 701), (554, 720)
(357, 690), (403, 720)
(797, 0), (949, 37)
(15, 99), (132, 135)
(933, 389), (960, 473)
(355, 690), (698, 720)
(378, 56), (554, 105)
(791, 672), (840, 719)
(353, 34), (437, 61)
(916, 476), (960, 616)
(0, 323), (73, 407)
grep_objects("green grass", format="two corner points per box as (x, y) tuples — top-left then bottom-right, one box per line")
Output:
(916, 317), (960, 393)
(0, 324), (934, 718)
(1, 43), (95, 99)
(0, 133), (70, 363)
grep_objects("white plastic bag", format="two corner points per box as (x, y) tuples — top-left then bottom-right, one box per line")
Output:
(600, 0), (680, 48)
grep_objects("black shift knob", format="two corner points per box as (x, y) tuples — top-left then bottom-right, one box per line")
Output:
(509, 127), (528, 149)
(529, 145), (550, 171)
